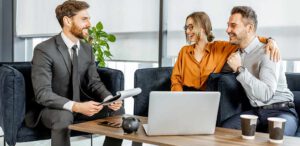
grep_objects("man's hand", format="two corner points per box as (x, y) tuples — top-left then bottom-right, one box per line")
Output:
(227, 52), (242, 72)
(72, 101), (103, 117)
(265, 39), (281, 62)
(108, 101), (123, 111)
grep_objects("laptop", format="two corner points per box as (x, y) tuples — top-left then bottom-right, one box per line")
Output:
(143, 91), (220, 136)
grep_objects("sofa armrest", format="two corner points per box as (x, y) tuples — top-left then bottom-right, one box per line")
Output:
(286, 72), (300, 123)
(96, 67), (124, 95)
(133, 67), (173, 116)
(286, 72), (300, 91)
(0, 65), (26, 146)
(207, 73), (250, 126)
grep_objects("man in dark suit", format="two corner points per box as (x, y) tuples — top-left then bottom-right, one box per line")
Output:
(30, 1), (123, 146)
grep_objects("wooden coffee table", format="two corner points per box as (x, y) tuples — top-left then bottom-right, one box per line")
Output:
(69, 115), (300, 146)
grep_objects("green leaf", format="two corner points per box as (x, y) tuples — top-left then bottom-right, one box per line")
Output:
(99, 31), (108, 37)
(104, 50), (113, 58)
(98, 49), (103, 56)
(107, 34), (116, 42)
(99, 40), (107, 46)
(92, 27), (96, 32)
(96, 21), (103, 30)
(88, 28), (93, 35)
(100, 61), (106, 67)
(88, 21), (116, 66)
(95, 31), (101, 38)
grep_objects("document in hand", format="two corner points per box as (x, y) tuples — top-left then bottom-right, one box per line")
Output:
(99, 88), (142, 105)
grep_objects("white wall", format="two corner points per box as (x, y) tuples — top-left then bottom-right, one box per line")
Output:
(16, 0), (160, 62)
(16, 0), (160, 36)
(16, 0), (300, 61)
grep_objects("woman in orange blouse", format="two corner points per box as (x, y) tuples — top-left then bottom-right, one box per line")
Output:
(171, 12), (277, 91)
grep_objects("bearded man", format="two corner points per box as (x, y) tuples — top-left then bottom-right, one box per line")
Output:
(29, 1), (123, 146)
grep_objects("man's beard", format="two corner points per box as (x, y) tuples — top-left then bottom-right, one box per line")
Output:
(70, 23), (88, 39)
(228, 32), (245, 45)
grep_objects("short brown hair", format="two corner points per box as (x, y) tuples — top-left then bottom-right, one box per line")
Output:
(55, 0), (89, 27)
(231, 6), (257, 31)
(186, 12), (215, 42)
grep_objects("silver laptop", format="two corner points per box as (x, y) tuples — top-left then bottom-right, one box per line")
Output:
(143, 91), (220, 136)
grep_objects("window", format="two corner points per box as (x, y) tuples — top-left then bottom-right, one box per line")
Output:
(16, 0), (300, 115)
(164, 0), (300, 68)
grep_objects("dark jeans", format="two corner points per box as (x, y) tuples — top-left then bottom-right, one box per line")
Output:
(222, 108), (299, 136)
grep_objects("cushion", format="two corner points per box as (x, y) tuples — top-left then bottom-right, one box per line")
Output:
(97, 67), (124, 95)
(207, 73), (250, 126)
(292, 91), (300, 118)
(133, 67), (173, 116)
(4, 62), (39, 113)
(286, 73), (300, 91)
(0, 65), (26, 145)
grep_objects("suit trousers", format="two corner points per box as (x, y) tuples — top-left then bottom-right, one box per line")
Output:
(41, 106), (124, 146)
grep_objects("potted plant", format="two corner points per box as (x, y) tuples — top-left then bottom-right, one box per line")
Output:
(85, 21), (116, 67)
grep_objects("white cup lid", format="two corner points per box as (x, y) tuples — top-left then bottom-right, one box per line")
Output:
(267, 117), (286, 122)
(240, 114), (258, 119)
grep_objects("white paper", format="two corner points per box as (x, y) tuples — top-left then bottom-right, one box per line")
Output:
(100, 88), (142, 105)
(116, 88), (142, 100)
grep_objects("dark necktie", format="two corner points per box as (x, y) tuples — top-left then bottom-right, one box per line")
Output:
(72, 45), (80, 101)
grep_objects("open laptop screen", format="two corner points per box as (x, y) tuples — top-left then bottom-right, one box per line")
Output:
(144, 91), (220, 136)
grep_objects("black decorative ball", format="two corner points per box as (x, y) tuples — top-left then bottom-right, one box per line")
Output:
(122, 116), (140, 134)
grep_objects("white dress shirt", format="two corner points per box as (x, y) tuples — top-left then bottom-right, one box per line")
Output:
(61, 32), (80, 112)
(60, 32), (113, 112)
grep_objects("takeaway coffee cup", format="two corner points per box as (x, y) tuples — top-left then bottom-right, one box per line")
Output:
(240, 115), (258, 139)
(268, 117), (286, 144)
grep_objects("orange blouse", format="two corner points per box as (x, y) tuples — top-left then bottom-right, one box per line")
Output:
(171, 37), (267, 91)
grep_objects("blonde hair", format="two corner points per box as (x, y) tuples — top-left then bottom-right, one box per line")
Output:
(186, 12), (215, 42)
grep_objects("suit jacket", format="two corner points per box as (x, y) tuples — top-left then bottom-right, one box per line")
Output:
(26, 34), (111, 127)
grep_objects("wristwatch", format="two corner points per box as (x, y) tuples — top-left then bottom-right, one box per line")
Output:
(237, 66), (245, 75)
(267, 37), (274, 43)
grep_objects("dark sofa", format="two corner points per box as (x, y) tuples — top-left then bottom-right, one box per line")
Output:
(0, 62), (125, 146)
(133, 67), (300, 137)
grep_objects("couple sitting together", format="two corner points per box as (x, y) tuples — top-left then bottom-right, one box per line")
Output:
(171, 6), (298, 136)
(30, 1), (297, 146)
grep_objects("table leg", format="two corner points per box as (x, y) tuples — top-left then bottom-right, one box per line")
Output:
(132, 141), (142, 146)
(90, 134), (93, 146)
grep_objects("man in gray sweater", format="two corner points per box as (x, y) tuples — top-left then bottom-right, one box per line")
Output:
(222, 6), (298, 136)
